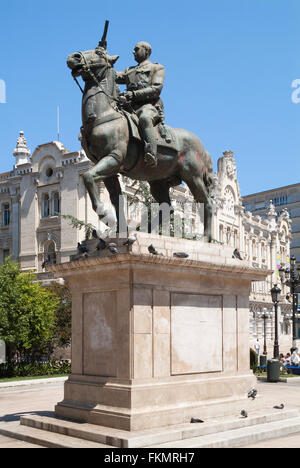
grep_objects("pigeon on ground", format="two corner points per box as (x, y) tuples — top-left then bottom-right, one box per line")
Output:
(232, 248), (243, 260)
(240, 410), (248, 418)
(96, 238), (108, 250)
(77, 242), (89, 254)
(273, 404), (284, 410)
(148, 244), (159, 255)
(190, 418), (204, 424)
(248, 389), (257, 400)
(173, 252), (189, 258)
(123, 233), (137, 246)
(108, 244), (119, 254)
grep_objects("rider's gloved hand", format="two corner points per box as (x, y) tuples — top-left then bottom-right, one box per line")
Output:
(119, 91), (133, 104)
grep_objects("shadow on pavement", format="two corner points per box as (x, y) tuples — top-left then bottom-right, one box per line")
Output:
(0, 411), (55, 423)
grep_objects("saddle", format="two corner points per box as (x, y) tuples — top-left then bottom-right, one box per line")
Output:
(122, 109), (179, 154)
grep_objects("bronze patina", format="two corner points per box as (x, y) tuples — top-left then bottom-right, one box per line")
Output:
(116, 41), (165, 168)
(67, 22), (214, 241)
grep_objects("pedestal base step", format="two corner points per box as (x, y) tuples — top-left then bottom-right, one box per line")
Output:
(0, 420), (114, 449)
(1, 408), (299, 448)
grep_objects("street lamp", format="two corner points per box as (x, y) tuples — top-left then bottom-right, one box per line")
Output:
(257, 308), (272, 356)
(271, 284), (281, 360)
(279, 255), (300, 348)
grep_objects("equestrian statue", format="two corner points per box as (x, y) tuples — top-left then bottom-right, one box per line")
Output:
(67, 21), (214, 241)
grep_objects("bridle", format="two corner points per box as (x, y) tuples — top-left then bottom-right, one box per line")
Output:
(72, 51), (119, 104)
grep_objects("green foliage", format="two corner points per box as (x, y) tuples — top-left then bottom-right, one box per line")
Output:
(49, 282), (72, 350)
(62, 214), (96, 240)
(126, 180), (155, 209)
(0, 258), (59, 360)
(0, 360), (71, 378)
(250, 347), (258, 371)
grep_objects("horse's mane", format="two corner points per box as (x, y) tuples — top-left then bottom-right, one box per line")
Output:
(106, 67), (119, 102)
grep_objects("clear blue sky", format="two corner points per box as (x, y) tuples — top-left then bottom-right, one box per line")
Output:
(0, 0), (299, 195)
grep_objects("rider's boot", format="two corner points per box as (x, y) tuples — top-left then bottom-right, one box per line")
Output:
(143, 128), (158, 167)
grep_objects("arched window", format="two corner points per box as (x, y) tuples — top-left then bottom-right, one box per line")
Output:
(44, 241), (56, 265)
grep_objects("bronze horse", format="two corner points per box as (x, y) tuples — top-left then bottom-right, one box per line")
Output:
(67, 44), (214, 241)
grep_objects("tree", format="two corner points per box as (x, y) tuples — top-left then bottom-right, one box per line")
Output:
(0, 258), (59, 361)
(48, 281), (72, 351)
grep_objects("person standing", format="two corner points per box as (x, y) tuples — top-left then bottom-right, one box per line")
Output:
(255, 339), (260, 356)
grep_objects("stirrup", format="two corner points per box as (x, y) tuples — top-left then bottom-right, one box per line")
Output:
(144, 152), (157, 167)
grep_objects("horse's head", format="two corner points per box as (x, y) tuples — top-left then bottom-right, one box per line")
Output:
(67, 46), (119, 82)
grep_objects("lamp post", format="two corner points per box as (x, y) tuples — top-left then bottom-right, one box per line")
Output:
(279, 255), (300, 348)
(257, 308), (272, 356)
(271, 284), (281, 360)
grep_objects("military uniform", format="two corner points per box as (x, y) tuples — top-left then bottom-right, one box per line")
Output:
(116, 59), (165, 166)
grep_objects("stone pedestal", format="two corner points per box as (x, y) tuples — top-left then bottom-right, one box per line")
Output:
(50, 234), (269, 431)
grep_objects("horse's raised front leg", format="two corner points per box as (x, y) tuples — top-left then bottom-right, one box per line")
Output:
(83, 155), (120, 226)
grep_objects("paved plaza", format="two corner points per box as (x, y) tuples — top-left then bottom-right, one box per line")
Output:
(0, 379), (65, 448)
(0, 376), (300, 448)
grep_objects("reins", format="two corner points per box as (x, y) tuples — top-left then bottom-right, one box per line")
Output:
(72, 51), (119, 104)
(72, 51), (138, 118)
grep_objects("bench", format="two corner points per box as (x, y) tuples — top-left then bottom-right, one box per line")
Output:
(286, 366), (300, 375)
(257, 365), (267, 371)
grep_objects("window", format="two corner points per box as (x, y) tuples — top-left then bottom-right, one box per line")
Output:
(3, 249), (10, 262)
(261, 243), (266, 263)
(226, 227), (231, 245)
(42, 194), (50, 218)
(282, 321), (290, 336)
(46, 167), (54, 178)
(44, 241), (56, 265)
(252, 312), (257, 335)
(252, 240), (257, 260)
(42, 192), (60, 218)
(244, 236), (248, 256)
(219, 225), (223, 243)
(233, 230), (238, 248)
(273, 196), (288, 207)
(53, 192), (60, 215)
(3, 204), (10, 226)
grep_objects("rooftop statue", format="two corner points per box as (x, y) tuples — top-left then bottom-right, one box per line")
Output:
(67, 21), (214, 241)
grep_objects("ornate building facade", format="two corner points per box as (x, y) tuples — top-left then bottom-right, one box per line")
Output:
(211, 151), (293, 354)
(243, 182), (300, 269)
(0, 134), (293, 361)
